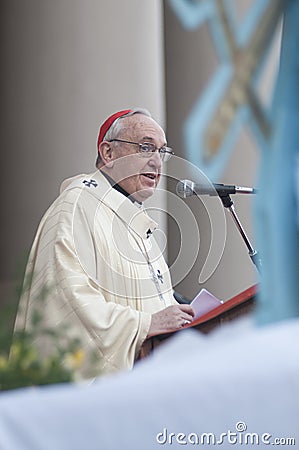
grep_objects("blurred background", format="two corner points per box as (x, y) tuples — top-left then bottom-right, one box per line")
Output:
(0, 0), (282, 321)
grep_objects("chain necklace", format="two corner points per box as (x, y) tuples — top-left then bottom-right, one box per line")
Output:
(106, 206), (166, 304)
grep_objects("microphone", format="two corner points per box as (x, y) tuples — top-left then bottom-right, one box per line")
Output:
(176, 179), (258, 198)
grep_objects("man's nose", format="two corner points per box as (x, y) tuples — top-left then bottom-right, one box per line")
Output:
(148, 150), (162, 169)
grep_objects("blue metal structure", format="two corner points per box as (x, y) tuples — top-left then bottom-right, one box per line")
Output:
(256, 0), (299, 324)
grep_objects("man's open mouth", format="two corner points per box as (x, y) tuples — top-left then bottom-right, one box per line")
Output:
(142, 173), (157, 180)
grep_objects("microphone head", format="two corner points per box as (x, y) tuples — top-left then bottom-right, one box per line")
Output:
(176, 180), (195, 198)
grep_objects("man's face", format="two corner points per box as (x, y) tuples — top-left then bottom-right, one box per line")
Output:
(102, 114), (165, 202)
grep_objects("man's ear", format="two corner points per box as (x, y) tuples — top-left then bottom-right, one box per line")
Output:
(98, 141), (114, 168)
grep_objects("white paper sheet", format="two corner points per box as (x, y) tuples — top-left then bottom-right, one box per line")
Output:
(191, 288), (223, 320)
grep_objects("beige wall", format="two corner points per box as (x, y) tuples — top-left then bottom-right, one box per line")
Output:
(0, 0), (165, 303)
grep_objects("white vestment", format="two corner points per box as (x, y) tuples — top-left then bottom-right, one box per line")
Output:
(15, 170), (175, 376)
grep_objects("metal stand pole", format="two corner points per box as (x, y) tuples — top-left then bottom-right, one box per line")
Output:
(219, 194), (262, 273)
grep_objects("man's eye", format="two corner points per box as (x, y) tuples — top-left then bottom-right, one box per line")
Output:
(141, 143), (155, 152)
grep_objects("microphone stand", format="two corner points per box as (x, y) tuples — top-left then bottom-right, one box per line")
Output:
(218, 194), (262, 273)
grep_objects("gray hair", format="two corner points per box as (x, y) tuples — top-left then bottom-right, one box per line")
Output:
(103, 107), (151, 141)
(96, 107), (152, 166)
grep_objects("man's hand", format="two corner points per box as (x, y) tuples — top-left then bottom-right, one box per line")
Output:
(147, 304), (195, 338)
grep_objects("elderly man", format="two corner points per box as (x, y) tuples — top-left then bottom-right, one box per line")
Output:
(16, 108), (194, 377)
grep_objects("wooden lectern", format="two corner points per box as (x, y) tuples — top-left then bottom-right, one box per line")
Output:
(186, 284), (257, 334)
(140, 285), (257, 358)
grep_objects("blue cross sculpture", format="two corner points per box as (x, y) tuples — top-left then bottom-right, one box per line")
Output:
(169, 0), (284, 180)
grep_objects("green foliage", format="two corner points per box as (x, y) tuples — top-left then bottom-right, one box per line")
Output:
(0, 277), (90, 391)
